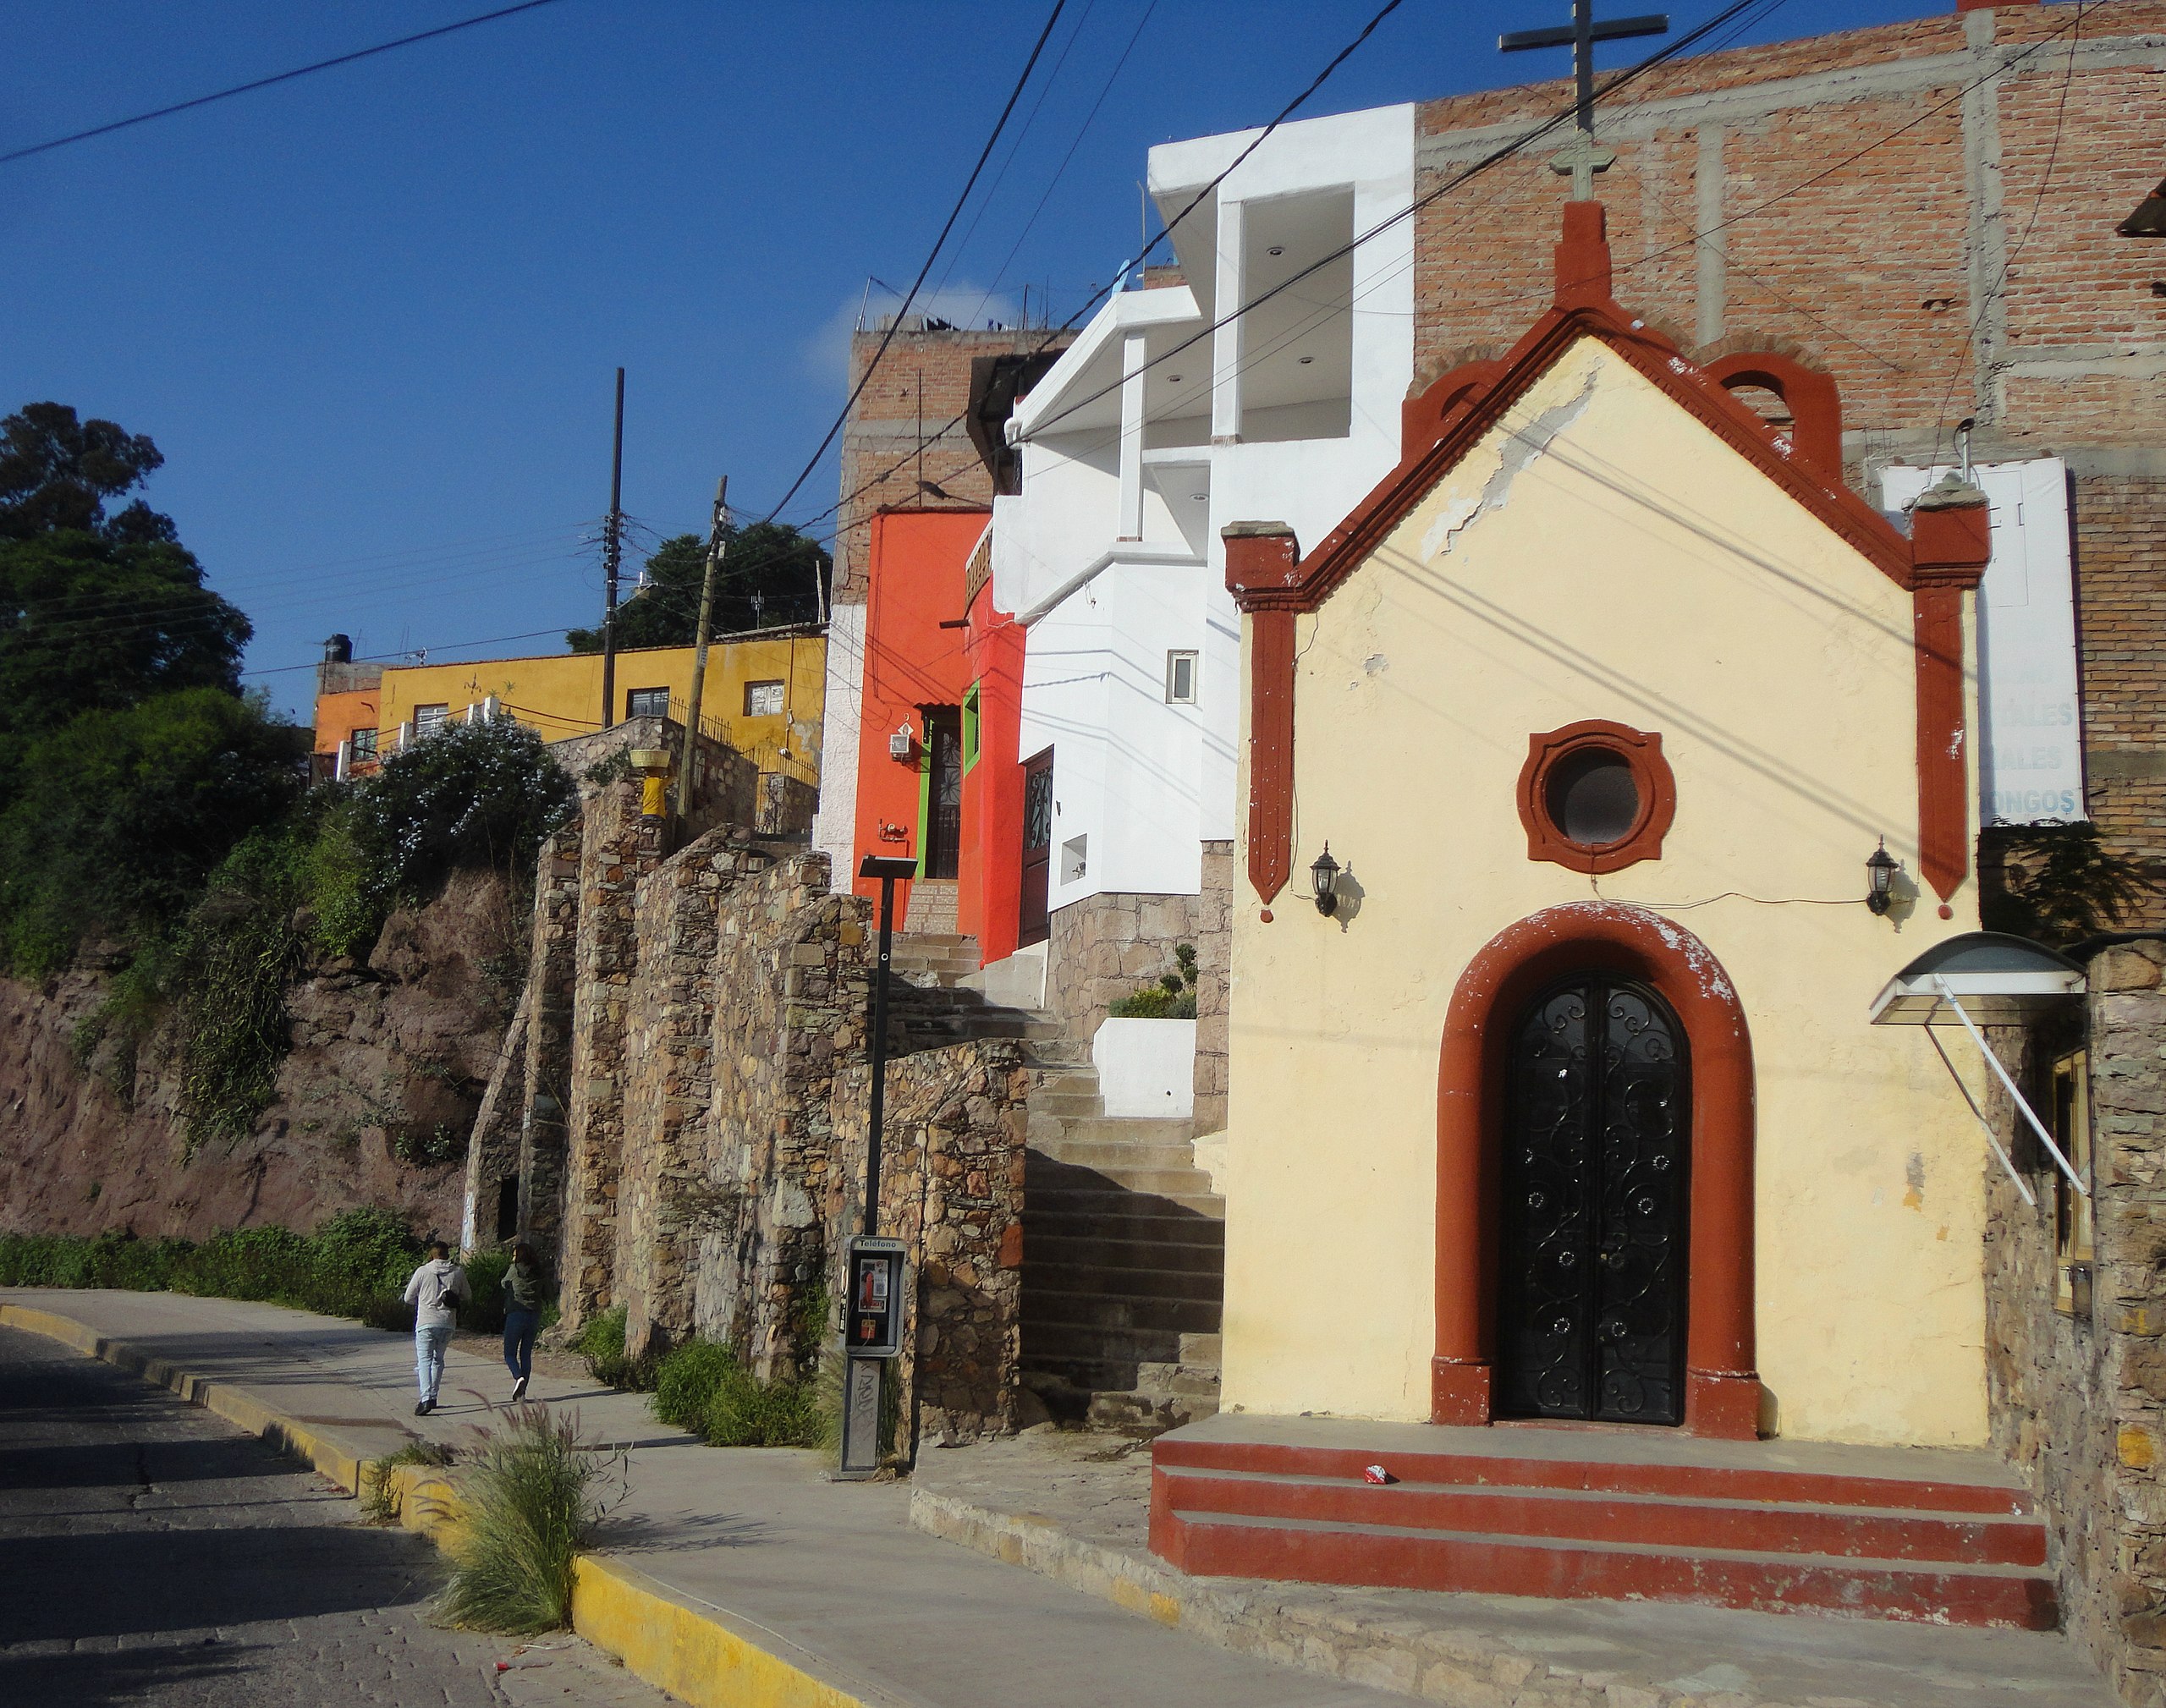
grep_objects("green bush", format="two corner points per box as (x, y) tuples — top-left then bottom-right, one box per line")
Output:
(439, 1407), (601, 1633)
(0, 1211), (426, 1327)
(571, 1305), (654, 1391)
(703, 1359), (825, 1448)
(460, 1246), (512, 1334)
(1108, 942), (1200, 1020)
(651, 1340), (741, 1431)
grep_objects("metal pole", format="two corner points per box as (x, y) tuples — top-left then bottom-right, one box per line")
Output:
(1932, 975), (2088, 1196)
(1574, 0), (1595, 133)
(864, 873), (898, 1235)
(675, 475), (727, 821)
(601, 366), (625, 729)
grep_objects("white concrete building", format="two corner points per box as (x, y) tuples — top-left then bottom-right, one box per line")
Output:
(993, 104), (1417, 925)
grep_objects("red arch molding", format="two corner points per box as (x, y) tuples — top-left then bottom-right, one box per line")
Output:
(1433, 902), (1761, 1439)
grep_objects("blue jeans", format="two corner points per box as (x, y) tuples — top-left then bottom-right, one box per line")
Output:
(414, 1322), (454, 1403)
(503, 1308), (539, 1381)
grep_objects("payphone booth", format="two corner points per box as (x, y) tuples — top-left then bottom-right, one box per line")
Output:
(838, 1237), (906, 1476)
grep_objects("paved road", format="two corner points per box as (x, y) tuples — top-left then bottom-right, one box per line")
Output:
(0, 1326), (674, 1708)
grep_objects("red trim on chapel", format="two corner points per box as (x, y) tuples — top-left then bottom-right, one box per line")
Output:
(1517, 720), (1677, 876)
(1435, 903), (1761, 1440)
(1223, 202), (1993, 908)
(1226, 524), (1301, 904)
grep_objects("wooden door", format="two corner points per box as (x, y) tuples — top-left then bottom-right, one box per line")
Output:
(1017, 747), (1053, 947)
(1497, 976), (1690, 1425)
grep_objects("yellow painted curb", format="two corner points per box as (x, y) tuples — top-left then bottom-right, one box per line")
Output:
(1, 1299), (878, 1708)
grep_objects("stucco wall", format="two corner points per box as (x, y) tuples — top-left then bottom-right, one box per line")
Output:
(1222, 336), (1990, 1446)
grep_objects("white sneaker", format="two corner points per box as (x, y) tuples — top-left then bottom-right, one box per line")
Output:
(511, 1376), (529, 1402)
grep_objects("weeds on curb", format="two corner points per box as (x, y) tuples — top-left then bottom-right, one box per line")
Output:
(439, 1407), (612, 1634)
(360, 1439), (456, 1524)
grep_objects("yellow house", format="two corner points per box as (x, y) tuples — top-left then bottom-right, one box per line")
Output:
(1144, 206), (2047, 1627)
(317, 633), (825, 788)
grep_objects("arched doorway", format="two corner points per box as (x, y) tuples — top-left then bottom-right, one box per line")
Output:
(1498, 975), (1690, 1425)
(1434, 903), (1760, 1440)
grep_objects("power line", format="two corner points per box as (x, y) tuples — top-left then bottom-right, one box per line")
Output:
(0, 0), (567, 168)
(1016, 0), (1789, 445)
(757, 0), (1073, 525)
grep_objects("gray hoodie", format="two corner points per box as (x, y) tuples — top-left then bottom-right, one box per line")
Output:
(403, 1257), (470, 1329)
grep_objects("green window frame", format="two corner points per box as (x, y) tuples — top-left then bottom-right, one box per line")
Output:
(961, 682), (981, 775)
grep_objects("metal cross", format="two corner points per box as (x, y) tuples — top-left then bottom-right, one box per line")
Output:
(1500, 0), (1668, 197)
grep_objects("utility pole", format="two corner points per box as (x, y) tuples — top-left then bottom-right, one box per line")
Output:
(600, 366), (626, 729)
(675, 475), (728, 821)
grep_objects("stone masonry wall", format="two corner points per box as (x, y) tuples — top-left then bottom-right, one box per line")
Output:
(830, 1036), (1030, 1453)
(555, 777), (663, 1325)
(1191, 842), (1233, 1137)
(1044, 887), (1213, 1046)
(1986, 938), (2166, 1705)
(514, 823), (581, 1267)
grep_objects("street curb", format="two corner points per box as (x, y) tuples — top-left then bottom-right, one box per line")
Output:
(0, 1300), (881, 1708)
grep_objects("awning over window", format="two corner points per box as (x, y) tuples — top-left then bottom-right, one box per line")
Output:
(1866, 931), (2086, 1027)
(1867, 931), (2090, 1208)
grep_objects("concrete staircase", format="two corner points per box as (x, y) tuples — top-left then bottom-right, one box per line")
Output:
(1151, 1416), (2058, 1628)
(882, 930), (1226, 1435)
(1019, 1064), (1224, 1434)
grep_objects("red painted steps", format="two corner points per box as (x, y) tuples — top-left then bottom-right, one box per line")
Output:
(1150, 1419), (2055, 1630)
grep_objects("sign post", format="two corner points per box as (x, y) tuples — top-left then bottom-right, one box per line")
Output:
(839, 854), (919, 1479)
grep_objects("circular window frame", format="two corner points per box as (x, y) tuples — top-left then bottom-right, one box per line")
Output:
(1517, 720), (1676, 875)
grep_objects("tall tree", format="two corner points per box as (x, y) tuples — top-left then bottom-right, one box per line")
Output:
(0, 404), (250, 755)
(566, 523), (830, 653)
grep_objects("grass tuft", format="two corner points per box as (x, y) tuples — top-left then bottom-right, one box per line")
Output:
(438, 1407), (601, 1634)
(360, 1439), (456, 1524)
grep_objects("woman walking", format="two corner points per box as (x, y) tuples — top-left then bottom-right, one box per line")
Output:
(501, 1241), (546, 1402)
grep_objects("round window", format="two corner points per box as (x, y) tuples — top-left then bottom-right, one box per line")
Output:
(1545, 748), (1641, 847)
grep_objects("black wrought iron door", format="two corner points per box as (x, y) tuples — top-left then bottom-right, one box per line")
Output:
(1497, 977), (1689, 1425)
(922, 708), (963, 880)
(1017, 748), (1053, 947)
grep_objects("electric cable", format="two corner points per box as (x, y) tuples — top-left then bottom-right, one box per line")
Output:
(757, 0), (1073, 525)
(0, 0), (566, 168)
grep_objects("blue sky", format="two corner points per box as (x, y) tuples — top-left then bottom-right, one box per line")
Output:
(0, 0), (1937, 717)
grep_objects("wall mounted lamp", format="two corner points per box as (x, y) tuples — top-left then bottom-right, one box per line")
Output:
(1310, 843), (1341, 918)
(1866, 839), (1899, 915)
(888, 721), (914, 761)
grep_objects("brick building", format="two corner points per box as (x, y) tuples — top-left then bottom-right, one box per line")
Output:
(1408, 0), (2166, 900)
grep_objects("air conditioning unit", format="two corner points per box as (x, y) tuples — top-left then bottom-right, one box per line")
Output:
(888, 724), (913, 761)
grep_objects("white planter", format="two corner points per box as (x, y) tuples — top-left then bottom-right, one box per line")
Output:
(1092, 1018), (1196, 1119)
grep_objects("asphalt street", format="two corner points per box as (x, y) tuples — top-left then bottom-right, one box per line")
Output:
(0, 1324), (675, 1708)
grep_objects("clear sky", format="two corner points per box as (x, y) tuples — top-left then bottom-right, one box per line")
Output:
(0, 0), (1938, 718)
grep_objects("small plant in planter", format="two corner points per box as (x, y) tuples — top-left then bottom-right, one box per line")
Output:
(1109, 942), (1198, 1019)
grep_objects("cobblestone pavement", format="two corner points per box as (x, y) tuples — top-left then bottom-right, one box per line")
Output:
(0, 1326), (677, 1708)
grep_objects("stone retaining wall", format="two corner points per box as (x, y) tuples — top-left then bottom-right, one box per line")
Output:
(1986, 938), (2166, 1705)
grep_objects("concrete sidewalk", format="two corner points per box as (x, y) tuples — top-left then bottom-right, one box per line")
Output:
(0, 1289), (1382, 1708)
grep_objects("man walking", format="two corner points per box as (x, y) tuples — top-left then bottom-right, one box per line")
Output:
(402, 1240), (469, 1415)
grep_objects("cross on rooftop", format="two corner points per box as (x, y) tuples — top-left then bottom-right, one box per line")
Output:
(1500, 0), (1668, 197)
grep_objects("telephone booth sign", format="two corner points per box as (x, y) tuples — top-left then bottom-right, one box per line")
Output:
(847, 1237), (907, 1359)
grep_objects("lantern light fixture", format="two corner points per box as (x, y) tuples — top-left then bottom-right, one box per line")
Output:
(888, 721), (913, 762)
(1310, 843), (1341, 918)
(1866, 838), (1899, 916)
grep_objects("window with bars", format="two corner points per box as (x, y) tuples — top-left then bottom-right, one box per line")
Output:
(745, 680), (785, 717)
(413, 704), (448, 736)
(349, 726), (378, 762)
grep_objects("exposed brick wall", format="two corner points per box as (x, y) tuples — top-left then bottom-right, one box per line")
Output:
(835, 325), (1075, 602)
(2077, 476), (2166, 918)
(1415, 0), (2166, 887)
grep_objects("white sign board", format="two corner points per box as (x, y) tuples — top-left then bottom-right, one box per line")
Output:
(1880, 459), (2084, 824)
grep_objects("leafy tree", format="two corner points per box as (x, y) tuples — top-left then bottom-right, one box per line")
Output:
(0, 688), (307, 976)
(566, 524), (830, 652)
(0, 404), (251, 795)
(0, 401), (173, 542)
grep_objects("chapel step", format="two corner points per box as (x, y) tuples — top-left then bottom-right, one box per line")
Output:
(1025, 1233), (1227, 1272)
(1149, 1420), (2053, 1629)
(1026, 1184), (1227, 1221)
(1021, 1292), (1225, 1337)
(1025, 1262), (1225, 1303)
